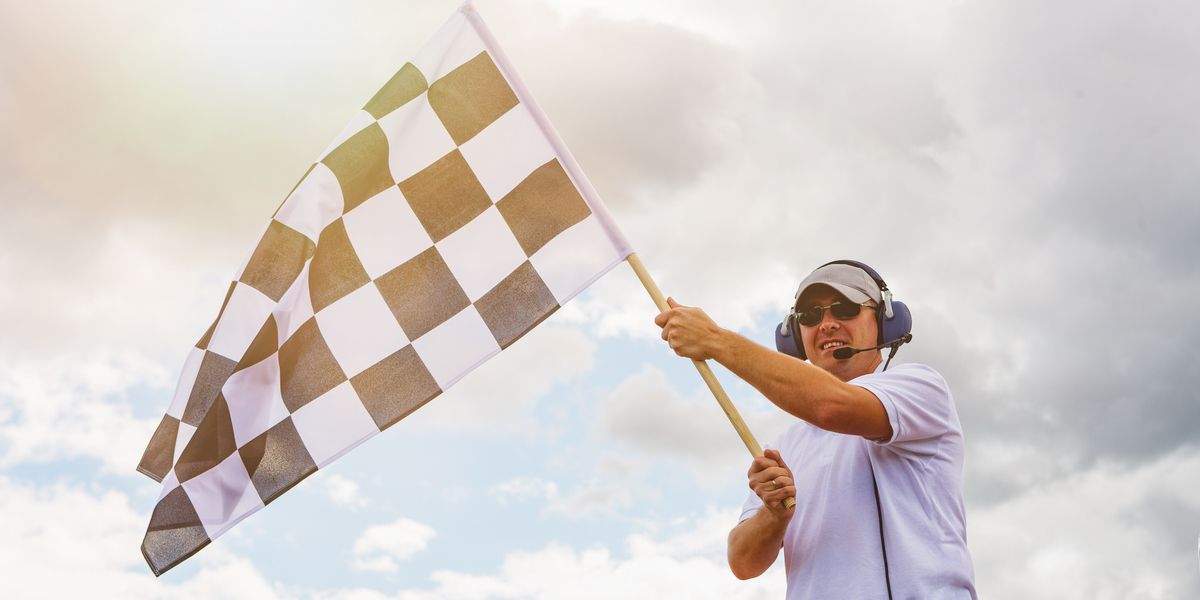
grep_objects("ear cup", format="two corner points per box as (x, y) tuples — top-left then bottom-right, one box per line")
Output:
(879, 300), (912, 346)
(775, 313), (805, 359)
(792, 314), (807, 360)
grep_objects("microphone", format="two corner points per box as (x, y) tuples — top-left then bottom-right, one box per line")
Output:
(832, 334), (913, 360)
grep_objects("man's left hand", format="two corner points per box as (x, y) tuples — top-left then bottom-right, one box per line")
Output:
(654, 297), (724, 361)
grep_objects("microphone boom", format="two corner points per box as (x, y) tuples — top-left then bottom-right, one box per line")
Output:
(831, 334), (913, 360)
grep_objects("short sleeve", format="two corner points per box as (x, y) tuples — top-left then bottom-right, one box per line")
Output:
(739, 486), (764, 522)
(850, 363), (953, 457)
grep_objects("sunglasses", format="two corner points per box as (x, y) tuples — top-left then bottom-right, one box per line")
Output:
(794, 301), (876, 327)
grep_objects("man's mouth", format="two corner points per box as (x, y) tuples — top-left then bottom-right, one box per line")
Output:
(820, 340), (848, 351)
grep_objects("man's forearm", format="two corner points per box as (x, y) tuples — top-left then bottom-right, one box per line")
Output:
(655, 298), (890, 435)
(709, 329), (854, 427)
(727, 509), (790, 580)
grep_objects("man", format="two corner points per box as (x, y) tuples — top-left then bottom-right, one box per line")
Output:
(654, 260), (976, 599)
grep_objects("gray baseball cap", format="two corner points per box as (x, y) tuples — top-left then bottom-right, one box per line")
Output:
(794, 263), (882, 306)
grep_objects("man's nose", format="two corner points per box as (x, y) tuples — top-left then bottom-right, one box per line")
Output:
(818, 312), (841, 331)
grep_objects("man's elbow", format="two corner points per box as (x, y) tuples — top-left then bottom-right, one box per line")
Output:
(808, 385), (879, 434)
(809, 387), (892, 439)
(727, 529), (770, 580)
(809, 399), (848, 432)
(727, 554), (765, 580)
(730, 566), (757, 581)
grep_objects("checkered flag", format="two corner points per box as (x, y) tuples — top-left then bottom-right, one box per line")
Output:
(137, 3), (632, 576)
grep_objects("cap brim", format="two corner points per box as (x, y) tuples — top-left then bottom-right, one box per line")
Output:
(796, 282), (872, 306)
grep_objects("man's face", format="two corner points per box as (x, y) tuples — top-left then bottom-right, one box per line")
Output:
(797, 286), (882, 382)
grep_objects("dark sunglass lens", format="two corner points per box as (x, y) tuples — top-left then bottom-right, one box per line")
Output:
(796, 307), (822, 326)
(830, 302), (862, 320)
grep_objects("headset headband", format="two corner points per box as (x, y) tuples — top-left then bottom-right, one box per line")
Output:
(816, 259), (894, 319)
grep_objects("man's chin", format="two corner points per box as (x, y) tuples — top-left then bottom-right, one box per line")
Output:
(810, 355), (841, 373)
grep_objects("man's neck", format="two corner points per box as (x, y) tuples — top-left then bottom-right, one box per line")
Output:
(832, 351), (883, 382)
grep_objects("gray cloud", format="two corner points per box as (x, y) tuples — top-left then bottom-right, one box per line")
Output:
(919, 0), (1200, 488)
(943, 0), (1200, 268)
(597, 363), (793, 487)
(542, 4), (1200, 593)
(2, 0), (1198, 595)
(969, 446), (1200, 598)
(499, 9), (752, 202)
(548, 0), (1200, 505)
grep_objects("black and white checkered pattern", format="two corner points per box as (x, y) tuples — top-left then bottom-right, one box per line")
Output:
(139, 5), (631, 576)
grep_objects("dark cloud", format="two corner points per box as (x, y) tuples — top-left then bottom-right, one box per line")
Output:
(916, 0), (1200, 492)
(497, 8), (753, 205)
(943, 0), (1200, 272)
(546, 2), (1200, 528)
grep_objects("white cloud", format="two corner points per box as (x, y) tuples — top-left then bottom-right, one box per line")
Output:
(320, 507), (785, 600)
(323, 450), (1200, 600)
(598, 363), (792, 486)
(0, 476), (282, 599)
(488, 476), (559, 505)
(488, 471), (635, 519)
(352, 518), (437, 574)
(970, 446), (1200, 599)
(317, 472), (370, 510)
(0, 217), (245, 477)
(545, 481), (634, 520)
(0, 350), (164, 474)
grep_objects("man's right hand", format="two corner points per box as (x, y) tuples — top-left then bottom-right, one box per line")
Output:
(728, 449), (796, 579)
(749, 449), (796, 521)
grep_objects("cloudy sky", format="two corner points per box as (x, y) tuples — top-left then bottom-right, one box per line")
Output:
(2, 0), (1198, 597)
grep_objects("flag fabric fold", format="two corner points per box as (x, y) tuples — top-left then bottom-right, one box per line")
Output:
(139, 2), (632, 575)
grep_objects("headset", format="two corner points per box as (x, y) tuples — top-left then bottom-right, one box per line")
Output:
(775, 259), (913, 366)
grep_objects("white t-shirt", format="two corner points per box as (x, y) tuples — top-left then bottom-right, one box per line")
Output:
(739, 362), (976, 600)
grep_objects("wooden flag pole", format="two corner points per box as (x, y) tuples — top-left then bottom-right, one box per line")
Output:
(626, 252), (795, 509)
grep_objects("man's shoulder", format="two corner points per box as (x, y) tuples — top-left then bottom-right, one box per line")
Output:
(855, 362), (949, 391)
(852, 362), (956, 425)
